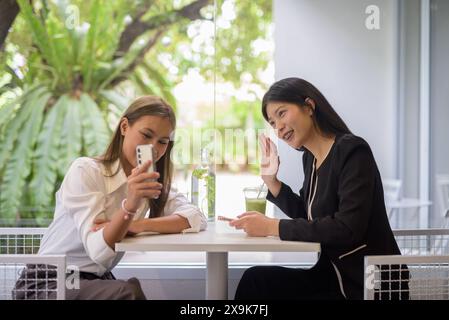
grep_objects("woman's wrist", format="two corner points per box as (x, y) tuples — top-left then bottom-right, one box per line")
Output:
(131, 219), (145, 234)
(133, 218), (153, 234)
(265, 178), (282, 197)
(123, 198), (139, 213)
(121, 199), (137, 220)
(269, 218), (280, 236)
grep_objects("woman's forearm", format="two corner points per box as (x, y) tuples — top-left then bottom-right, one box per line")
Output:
(266, 178), (282, 198)
(138, 214), (190, 234)
(103, 208), (133, 249)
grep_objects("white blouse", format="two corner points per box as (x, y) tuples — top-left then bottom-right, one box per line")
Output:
(38, 157), (207, 276)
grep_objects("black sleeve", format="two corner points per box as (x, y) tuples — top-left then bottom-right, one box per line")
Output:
(278, 143), (375, 247)
(266, 182), (307, 219)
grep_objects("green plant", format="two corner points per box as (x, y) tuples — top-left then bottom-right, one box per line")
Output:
(0, 0), (213, 224)
(0, 0), (272, 225)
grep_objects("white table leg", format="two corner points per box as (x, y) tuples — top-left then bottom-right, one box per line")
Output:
(206, 252), (228, 300)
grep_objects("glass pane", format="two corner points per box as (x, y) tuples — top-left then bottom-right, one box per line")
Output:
(213, 0), (274, 226)
(430, 0), (449, 228)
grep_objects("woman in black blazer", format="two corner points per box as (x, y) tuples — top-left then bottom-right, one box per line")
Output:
(230, 78), (408, 300)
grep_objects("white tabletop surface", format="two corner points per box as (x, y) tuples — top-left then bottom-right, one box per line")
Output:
(115, 223), (321, 253)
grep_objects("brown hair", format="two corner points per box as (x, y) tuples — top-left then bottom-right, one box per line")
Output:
(97, 95), (176, 217)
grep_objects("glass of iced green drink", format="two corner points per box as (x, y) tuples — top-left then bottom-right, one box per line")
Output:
(243, 185), (268, 215)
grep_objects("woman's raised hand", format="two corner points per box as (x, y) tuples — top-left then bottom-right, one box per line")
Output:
(259, 133), (280, 184)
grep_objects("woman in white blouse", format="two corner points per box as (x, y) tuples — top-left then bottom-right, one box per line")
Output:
(15, 96), (207, 300)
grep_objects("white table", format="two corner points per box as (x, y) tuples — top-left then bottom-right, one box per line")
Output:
(115, 224), (320, 300)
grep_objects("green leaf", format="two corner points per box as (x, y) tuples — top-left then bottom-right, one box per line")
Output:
(79, 93), (111, 157)
(45, 13), (71, 85)
(131, 71), (157, 96)
(57, 96), (82, 174)
(0, 95), (22, 131)
(99, 89), (129, 129)
(0, 87), (48, 172)
(98, 39), (144, 90)
(53, 0), (87, 69)
(29, 95), (68, 209)
(140, 62), (177, 109)
(16, 0), (64, 81)
(99, 89), (130, 111)
(0, 90), (50, 220)
(81, 0), (101, 91)
(5, 65), (24, 88)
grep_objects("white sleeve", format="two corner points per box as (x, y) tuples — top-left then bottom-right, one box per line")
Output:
(163, 189), (208, 233)
(60, 159), (117, 271)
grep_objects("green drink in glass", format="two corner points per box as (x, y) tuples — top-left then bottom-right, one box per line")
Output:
(244, 186), (268, 215)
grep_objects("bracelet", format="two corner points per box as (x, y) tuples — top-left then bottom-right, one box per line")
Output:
(121, 199), (137, 220)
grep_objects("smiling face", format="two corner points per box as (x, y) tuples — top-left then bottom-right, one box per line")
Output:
(266, 101), (315, 149)
(120, 115), (173, 173)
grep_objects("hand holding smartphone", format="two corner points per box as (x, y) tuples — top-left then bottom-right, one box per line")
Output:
(136, 143), (155, 170)
(125, 144), (161, 212)
(136, 144), (157, 183)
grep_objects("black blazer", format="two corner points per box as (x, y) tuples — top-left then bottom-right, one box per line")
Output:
(267, 134), (405, 299)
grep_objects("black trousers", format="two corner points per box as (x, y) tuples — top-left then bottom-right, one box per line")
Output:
(235, 257), (345, 300)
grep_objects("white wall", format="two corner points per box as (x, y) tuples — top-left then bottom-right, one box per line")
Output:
(273, 0), (399, 194)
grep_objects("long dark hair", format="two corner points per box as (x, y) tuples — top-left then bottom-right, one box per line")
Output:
(262, 78), (351, 137)
(96, 96), (176, 218)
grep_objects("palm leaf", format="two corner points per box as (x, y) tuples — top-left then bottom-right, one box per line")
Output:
(81, 0), (101, 91)
(5, 65), (24, 88)
(98, 40), (144, 91)
(132, 71), (157, 96)
(140, 62), (177, 109)
(79, 93), (111, 157)
(0, 87), (48, 172)
(16, 0), (63, 80)
(99, 89), (130, 111)
(0, 90), (50, 220)
(45, 13), (71, 86)
(0, 84), (44, 130)
(29, 95), (68, 209)
(100, 90), (129, 131)
(0, 95), (22, 131)
(57, 96), (82, 174)
(54, 0), (79, 64)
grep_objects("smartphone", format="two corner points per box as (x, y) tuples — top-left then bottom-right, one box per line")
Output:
(136, 144), (155, 175)
(217, 215), (235, 222)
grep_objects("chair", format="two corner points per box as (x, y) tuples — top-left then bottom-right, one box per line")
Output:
(364, 254), (449, 300)
(364, 229), (449, 300)
(0, 228), (66, 300)
(0, 227), (46, 254)
(436, 175), (449, 228)
(383, 179), (402, 203)
(383, 179), (402, 225)
(393, 228), (449, 256)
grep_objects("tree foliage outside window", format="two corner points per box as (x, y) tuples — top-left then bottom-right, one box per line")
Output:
(0, 0), (272, 226)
